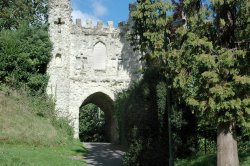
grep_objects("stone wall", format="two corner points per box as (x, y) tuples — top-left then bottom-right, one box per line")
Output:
(46, 0), (141, 141)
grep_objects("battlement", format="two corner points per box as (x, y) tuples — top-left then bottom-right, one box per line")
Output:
(71, 19), (130, 35)
(68, 2), (136, 36)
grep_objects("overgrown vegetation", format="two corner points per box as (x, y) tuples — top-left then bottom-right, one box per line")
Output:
(0, 86), (73, 146)
(0, 0), (51, 93)
(0, 24), (51, 93)
(0, 86), (87, 165)
(79, 104), (106, 142)
(117, 0), (250, 165)
(116, 68), (199, 165)
(0, 1), (86, 165)
(0, 0), (249, 165)
(0, 0), (48, 30)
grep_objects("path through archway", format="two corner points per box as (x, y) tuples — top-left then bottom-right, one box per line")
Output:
(80, 92), (119, 143)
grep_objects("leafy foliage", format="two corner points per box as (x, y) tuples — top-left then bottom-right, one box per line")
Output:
(116, 69), (169, 166)
(0, 0), (51, 93)
(79, 104), (106, 142)
(168, 0), (250, 129)
(0, 24), (51, 93)
(128, 0), (249, 165)
(128, 0), (172, 66)
(116, 69), (198, 165)
(170, 33), (250, 127)
(0, 0), (48, 29)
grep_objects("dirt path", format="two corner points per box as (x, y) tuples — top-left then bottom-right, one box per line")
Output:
(83, 142), (125, 166)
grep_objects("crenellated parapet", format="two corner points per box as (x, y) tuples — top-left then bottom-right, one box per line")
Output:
(71, 20), (119, 35)
(71, 19), (132, 37)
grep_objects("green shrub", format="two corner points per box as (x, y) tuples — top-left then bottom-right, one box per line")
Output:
(237, 127), (250, 153)
(79, 104), (106, 142)
(116, 68), (199, 165)
(0, 23), (51, 93)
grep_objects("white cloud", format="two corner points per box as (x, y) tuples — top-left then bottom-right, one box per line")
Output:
(71, 10), (100, 27)
(92, 1), (108, 17)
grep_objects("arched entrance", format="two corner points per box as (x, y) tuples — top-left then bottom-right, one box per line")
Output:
(80, 92), (119, 143)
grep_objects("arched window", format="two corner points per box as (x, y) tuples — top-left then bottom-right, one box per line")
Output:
(93, 42), (107, 70)
(55, 53), (62, 67)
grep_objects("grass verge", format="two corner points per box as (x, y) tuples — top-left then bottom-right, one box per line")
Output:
(176, 153), (250, 166)
(0, 87), (86, 165)
(0, 87), (72, 146)
(0, 141), (86, 166)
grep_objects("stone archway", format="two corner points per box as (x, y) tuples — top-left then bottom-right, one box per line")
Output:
(80, 92), (119, 143)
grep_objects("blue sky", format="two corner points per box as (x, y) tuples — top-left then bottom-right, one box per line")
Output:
(71, 0), (135, 27)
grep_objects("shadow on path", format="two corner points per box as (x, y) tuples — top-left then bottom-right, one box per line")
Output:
(83, 142), (125, 166)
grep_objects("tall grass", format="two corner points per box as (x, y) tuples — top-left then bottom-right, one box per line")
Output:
(0, 85), (73, 146)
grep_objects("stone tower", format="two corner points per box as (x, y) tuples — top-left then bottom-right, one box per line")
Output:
(47, 0), (72, 116)
(47, 0), (141, 142)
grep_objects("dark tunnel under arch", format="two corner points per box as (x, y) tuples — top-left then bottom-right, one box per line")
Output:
(80, 92), (119, 143)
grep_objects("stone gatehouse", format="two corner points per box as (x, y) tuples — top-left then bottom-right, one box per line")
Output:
(46, 0), (141, 142)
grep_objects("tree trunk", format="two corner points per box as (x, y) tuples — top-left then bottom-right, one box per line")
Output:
(217, 122), (239, 166)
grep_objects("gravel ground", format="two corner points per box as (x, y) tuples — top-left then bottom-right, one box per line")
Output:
(83, 142), (125, 166)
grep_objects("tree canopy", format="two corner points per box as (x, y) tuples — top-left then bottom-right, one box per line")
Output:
(128, 0), (249, 165)
(0, 0), (48, 29)
(0, 0), (51, 93)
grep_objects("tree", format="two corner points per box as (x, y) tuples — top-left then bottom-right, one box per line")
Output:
(128, 1), (175, 165)
(128, 0), (171, 67)
(0, 23), (51, 92)
(0, 0), (51, 93)
(129, 0), (249, 165)
(0, 0), (48, 30)
(168, 1), (250, 165)
(116, 68), (196, 166)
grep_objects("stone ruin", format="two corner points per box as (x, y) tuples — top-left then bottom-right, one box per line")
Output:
(46, 0), (141, 142)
